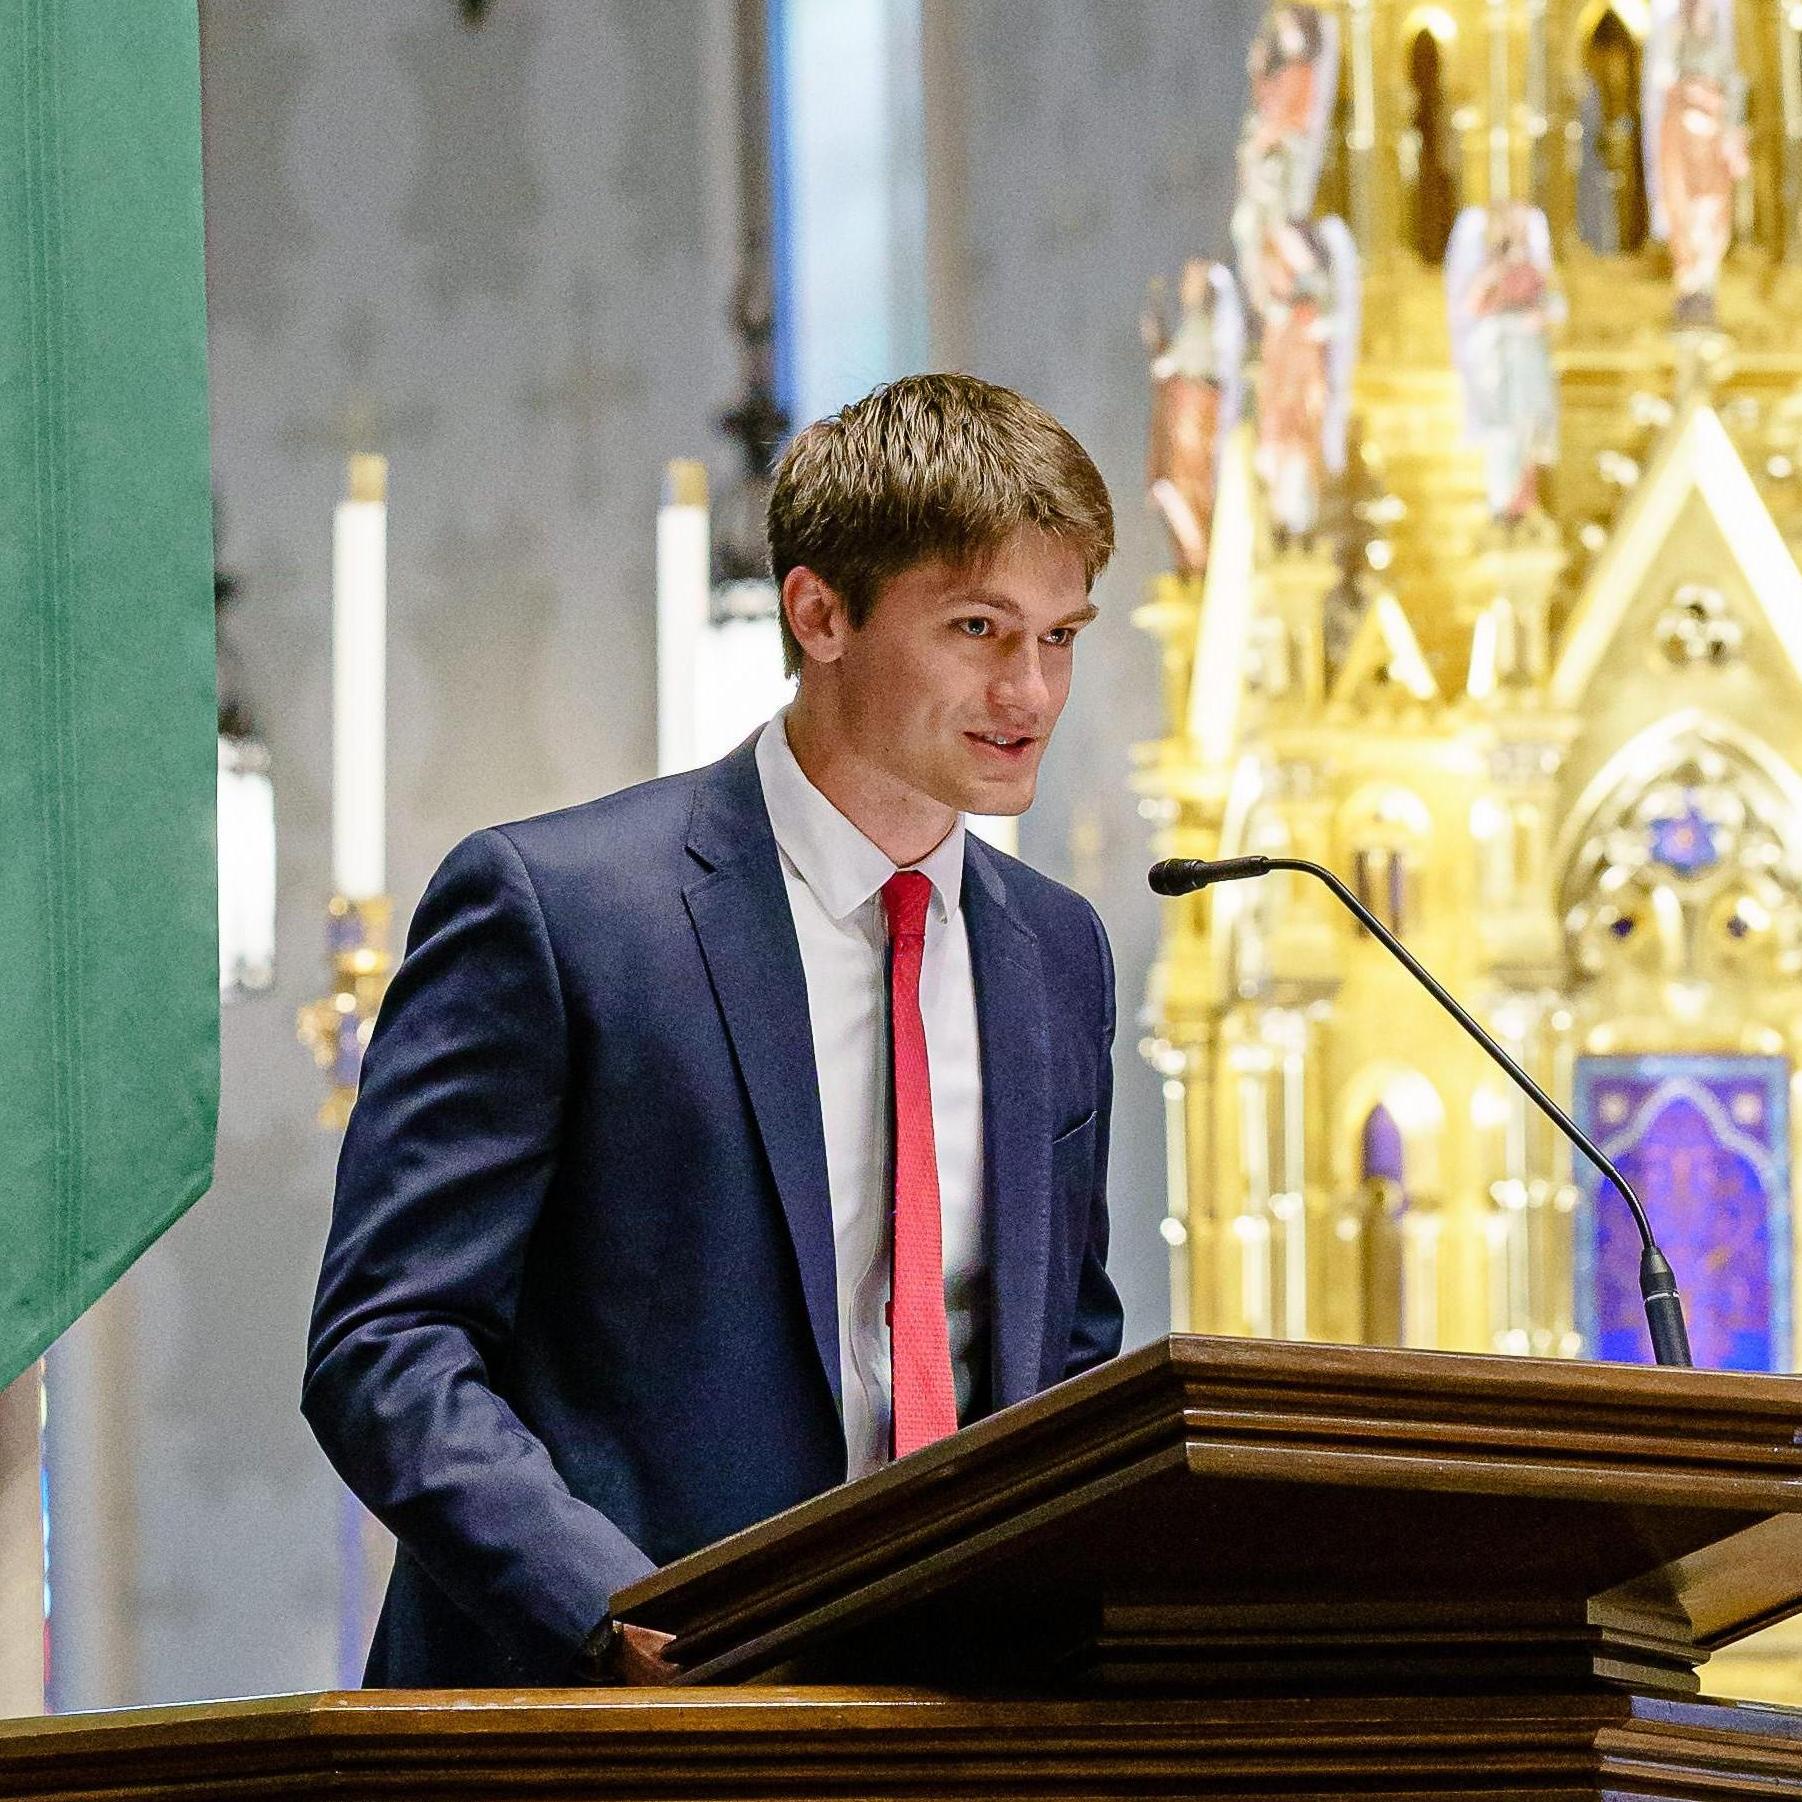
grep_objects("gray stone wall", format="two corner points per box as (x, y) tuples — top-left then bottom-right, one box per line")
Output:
(45, 0), (1257, 1710)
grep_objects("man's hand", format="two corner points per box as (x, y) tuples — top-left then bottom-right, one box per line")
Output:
(574, 1616), (680, 1686)
(611, 1621), (679, 1686)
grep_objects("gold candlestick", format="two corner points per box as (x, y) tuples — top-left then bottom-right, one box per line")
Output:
(297, 894), (394, 1130)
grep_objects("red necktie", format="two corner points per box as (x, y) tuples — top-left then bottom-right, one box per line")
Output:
(881, 871), (958, 1458)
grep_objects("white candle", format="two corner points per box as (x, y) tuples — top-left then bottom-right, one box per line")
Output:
(655, 459), (710, 776)
(333, 454), (387, 900)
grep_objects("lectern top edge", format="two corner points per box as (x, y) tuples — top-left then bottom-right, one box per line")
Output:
(1154, 1333), (1802, 1407)
(616, 1335), (1802, 1633)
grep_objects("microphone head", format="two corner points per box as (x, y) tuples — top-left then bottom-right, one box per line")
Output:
(1148, 860), (1203, 896)
(1148, 857), (1270, 895)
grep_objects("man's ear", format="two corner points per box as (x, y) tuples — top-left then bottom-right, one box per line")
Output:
(782, 566), (849, 666)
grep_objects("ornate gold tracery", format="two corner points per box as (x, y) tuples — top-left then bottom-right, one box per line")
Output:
(1137, 0), (1802, 1383)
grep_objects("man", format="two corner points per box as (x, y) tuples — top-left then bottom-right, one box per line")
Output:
(303, 373), (1123, 1688)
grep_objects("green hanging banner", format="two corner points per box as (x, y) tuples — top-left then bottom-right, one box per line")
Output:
(0, 0), (218, 1389)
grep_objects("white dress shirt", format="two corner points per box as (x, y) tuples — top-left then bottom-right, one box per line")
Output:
(754, 712), (987, 1478)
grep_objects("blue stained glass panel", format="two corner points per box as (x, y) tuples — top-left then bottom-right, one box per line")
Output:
(1573, 1055), (1790, 1371)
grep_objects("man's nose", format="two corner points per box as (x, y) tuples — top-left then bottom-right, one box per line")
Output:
(991, 640), (1050, 717)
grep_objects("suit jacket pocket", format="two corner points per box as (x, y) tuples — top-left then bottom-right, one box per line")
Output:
(1051, 1108), (1097, 1149)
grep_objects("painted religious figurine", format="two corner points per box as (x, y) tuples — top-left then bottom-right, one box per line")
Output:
(1231, 2), (1339, 318)
(1644, 0), (1747, 325)
(1446, 203), (1562, 523)
(1141, 259), (1244, 576)
(1254, 217), (1358, 542)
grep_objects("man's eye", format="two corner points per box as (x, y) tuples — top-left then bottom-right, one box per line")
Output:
(956, 617), (992, 637)
(1043, 627), (1076, 647)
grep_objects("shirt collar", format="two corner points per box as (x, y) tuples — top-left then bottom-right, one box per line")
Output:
(755, 710), (966, 926)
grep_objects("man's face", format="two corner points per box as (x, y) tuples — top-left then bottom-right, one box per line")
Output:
(810, 525), (1096, 819)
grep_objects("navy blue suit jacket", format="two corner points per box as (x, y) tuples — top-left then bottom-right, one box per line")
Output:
(303, 736), (1122, 1686)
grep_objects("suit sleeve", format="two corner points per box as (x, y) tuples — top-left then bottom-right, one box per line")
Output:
(302, 827), (654, 1671)
(1065, 901), (1126, 1378)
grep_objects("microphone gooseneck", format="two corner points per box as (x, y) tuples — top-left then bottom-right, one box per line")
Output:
(1147, 855), (1694, 1369)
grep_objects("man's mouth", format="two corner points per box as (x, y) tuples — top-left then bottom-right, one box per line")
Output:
(965, 730), (1036, 760)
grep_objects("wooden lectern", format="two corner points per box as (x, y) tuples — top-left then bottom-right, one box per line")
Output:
(7, 1335), (1802, 1798)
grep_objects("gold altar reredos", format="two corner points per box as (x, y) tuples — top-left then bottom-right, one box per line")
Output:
(1135, 0), (1802, 1364)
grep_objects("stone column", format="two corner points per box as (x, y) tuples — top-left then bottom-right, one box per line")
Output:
(0, 1366), (45, 1715)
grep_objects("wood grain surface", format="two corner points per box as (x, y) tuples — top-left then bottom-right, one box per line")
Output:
(614, 1335), (1802, 1690)
(5, 1685), (1802, 1801)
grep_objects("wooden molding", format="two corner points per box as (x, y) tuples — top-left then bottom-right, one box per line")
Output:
(616, 1335), (1802, 1690)
(5, 1688), (1802, 1801)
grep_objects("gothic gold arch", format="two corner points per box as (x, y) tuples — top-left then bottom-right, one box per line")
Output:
(1332, 1064), (1446, 1194)
(1391, 3), (1463, 62)
(1394, 4), (1466, 262)
(1552, 709), (1802, 900)
(1570, 0), (1650, 60)
(1398, 5), (1459, 49)
(1551, 406), (1802, 710)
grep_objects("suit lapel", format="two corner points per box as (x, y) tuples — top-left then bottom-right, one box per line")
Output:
(963, 839), (1052, 1408)
(683, 741), (841, 1409)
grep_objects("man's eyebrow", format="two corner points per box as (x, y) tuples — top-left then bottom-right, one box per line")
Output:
(941, 585), (1024, 616)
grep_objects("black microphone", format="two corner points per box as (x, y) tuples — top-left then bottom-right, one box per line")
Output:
(1148, 854), (1693, 1369)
